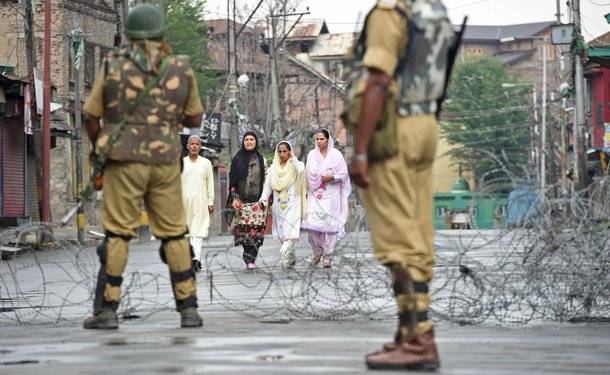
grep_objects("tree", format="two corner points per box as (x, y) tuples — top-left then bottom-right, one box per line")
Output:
(165, 0), (219, 99)
(440, 55), (532, 191)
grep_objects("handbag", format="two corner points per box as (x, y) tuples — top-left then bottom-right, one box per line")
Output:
(224, 192), (235, 227)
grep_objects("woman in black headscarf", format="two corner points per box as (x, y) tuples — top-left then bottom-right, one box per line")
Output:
(227, 131), (268, 269)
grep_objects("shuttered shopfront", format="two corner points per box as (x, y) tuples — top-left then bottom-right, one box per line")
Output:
(1, 118), (25, 216)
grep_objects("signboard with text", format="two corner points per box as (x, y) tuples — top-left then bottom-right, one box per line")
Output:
(202, 112), (222, 145)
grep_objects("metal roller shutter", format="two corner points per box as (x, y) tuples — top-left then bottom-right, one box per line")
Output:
(1, 118), (26, 216)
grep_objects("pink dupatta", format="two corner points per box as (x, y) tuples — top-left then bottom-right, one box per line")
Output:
(305, 132), (352, 226)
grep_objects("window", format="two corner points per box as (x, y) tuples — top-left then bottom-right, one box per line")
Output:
(537, 44), (555, 61)
(436, 206), (447, 217)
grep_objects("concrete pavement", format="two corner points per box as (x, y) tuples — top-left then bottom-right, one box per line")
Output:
(1, 314), (608, 374)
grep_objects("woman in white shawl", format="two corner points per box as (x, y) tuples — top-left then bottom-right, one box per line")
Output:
(259, 141), (306, 268)
(301, 129), (351, 268)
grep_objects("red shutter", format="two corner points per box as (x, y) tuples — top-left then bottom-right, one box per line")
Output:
(1, 118), (26, 216)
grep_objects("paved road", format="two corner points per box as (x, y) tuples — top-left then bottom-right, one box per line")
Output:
(2, 315), (608, 374)
(1, 230), (609, 374)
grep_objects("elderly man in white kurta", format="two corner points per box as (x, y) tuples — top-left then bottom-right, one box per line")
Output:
(181, 135), (214, 271)
(259, 141), (306, 268)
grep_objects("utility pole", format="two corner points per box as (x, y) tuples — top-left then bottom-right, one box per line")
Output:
(540, 37), (548, 195)
(70, 25), (85, 244)
(42, 0), (52, 223)
(21, 0), (36, 75)
(269, 11), (281, 141)
(572, 0), (587, 190)
(227, 0), (264, 154)
(329, 64), (337, 134)
(21, 0), (44, 221)
(267, 7), (310, 142)
(556, 0), (562, 23)
(533, 85), (539, 180)
(560, 97), (568, 196)
(228, 0), (239, 156)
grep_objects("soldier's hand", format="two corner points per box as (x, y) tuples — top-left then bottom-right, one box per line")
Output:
(349, 160), (372, 188)
(208, 205), (214, 214)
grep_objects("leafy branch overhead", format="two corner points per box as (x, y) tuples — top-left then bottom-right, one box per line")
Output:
(165, 0), (220, 99)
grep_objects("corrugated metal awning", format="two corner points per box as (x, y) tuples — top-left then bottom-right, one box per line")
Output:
(588, 46), (610, 68)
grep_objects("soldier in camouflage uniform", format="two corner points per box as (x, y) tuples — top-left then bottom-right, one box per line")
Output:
(348, 0), (454, 370)
(82, 3), (203, 329)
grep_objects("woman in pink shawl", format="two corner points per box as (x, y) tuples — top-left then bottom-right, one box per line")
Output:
(301, 128), (351, 268)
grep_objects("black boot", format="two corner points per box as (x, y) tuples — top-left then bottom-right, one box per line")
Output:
(180, 307), (203, 327)
(83, 309), (119, 329)
(85, 244), (121, 329)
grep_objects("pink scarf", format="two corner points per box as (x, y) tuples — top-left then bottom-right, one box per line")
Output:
(305, 132), (351, 222)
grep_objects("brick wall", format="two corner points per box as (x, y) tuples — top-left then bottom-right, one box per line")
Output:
(0, 0), (116, 227)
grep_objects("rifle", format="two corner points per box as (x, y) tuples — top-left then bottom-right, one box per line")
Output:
(436, 16), (468, 118)
(61, 55), (171, 225)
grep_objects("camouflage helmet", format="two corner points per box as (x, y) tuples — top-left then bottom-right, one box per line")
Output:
(124, 3), (167, 40)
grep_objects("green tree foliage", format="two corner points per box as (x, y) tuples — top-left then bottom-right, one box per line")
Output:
(165, 0), (219, 98)
(440, 55), (532, 191)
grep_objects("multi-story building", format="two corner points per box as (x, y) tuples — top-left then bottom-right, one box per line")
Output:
(0, 0), (118, 227)
(205, 18), (345, 150)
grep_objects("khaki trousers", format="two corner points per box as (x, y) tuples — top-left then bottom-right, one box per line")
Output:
(361, 114), (438, 334)
(101, 161), (196, 302)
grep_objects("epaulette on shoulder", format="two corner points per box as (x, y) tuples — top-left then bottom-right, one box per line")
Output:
(376, 0), (412, 16)
(376, 0), (398, 10)
(174, 54), (192, 65)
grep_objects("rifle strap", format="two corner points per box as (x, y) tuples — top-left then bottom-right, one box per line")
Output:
(436, 16), (468, 118)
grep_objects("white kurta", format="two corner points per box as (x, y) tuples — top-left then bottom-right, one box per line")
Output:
(181, 155), (214, 238)
(260, 158), (305, 241)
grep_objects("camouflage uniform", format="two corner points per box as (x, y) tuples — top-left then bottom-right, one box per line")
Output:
(356, 0), (453, 370)
(83, 40), (203, 326)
